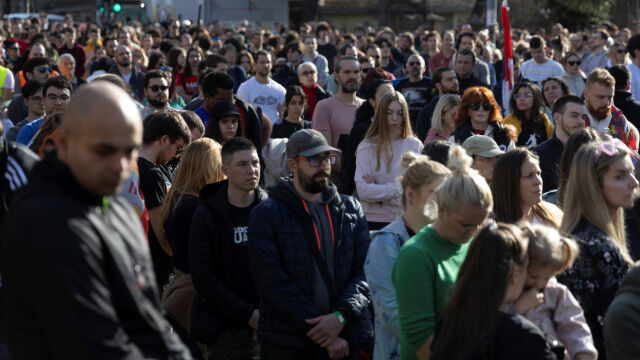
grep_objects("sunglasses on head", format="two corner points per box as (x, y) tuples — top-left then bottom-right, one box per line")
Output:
(594, 139), (627, 164)
(149, 85), (169, 92)
(469, 102), (492, 111)
(567, 60), (581, 66)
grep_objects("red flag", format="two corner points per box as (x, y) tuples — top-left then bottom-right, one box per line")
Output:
(501, 0), (513, 112)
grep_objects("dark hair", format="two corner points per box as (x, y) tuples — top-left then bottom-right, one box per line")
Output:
(168, 47), (185, 72)
(557, 128), (601, 205)
(627, 34), (640, 59)
(529, 35), (545, 49)
(203, 54), (228, 69)
(509, 82), (547, 144)
(431, 222), (528, 359)
(43, 76), (72, 97)
(159, 40), (175, 55)
(220, 134), (255, 164)
(201, 71), (235, 98)
(285, 41), (302, 55)
(197, 34), (213, 52)
(285, 85), (306, 106)
(23, 57), (50, 74)
(421, 140), (452, 166)
(103, 35), (116, 45)
(339, 43), (357, 56)
(178, 110), (205, 134)
(552, 95), (584, 115)
(184, 47), (204, 77)
(144, 69), (169, 89)
(432, 66), (455, 86)
(541, 77), (569, 106)
(608, 65), (631, 90)
(491, 148), (539, 222)
(456, 49), (476, 64)
(365, 78), (392, 101)
(254, 50), (271, 62)
(316, 22), (331, 35)
(142, 110), (191, 145)
(147, 51), (164, 70)
(458, 32), (475, 44)
(21, 79), (44, 99)
(335, 55), (359, 73)
(61, 27), (75, 34)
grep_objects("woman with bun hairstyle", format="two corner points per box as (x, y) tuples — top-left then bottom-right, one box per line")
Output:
(450, 86), (516, 151)
(355, 91), (423, 230)
(557, 140), (638, 358)
(364, 152), (451, 360)
(393, 145), (493, 360)
(430, 223), (561, 360)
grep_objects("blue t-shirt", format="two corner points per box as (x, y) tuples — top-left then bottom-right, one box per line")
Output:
(194, 106), (210, 127)
(16, 117), (44, 145)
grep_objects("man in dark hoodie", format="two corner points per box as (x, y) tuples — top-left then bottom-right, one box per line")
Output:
(189, 137), (267, 357)
(248, 129), (371, 359)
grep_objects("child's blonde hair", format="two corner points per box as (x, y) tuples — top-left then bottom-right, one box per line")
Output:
(524, 224), (580, 274)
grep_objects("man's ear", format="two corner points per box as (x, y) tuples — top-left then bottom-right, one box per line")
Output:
(288, 158), (297, 173)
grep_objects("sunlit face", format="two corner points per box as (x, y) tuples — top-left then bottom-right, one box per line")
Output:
(442, 105), (458, 135)
(601, 155), (639, 210)
(44, 87), (71, 114)
(223, 149), (261, 192)
(515, 87), (534, 112)
(454, 54), (474, 78)
(525, 264), (556, 291)
(255, 54), (272, 77)
(437, 205), (489, 244)
(472, 155), (498, 183)
(554, 102), (587, 139)
(543, 80), (563, 106)
(564, 55), (581, 76)
(287, 95), (305, 120)
(386, 100), (404, 135)
(519, 157), (543, 209)
(218, 116), (239, 142)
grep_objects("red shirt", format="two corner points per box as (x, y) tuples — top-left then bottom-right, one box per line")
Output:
(175, 72), (199, 95)
(303, 84), (318, 121)
(428, 49), (456, 77)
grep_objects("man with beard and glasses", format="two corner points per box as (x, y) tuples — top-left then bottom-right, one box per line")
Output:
(534, 95), (588, 192)
(110, 44), (145, 101)
(394, 54), (433, 133)
(248, 129), (371, 360)
(141, 70), (171, 118)
(312, 56), (364, 183)
(416, 67), (460, 141)
(237, 50), (286, 124)
(583, 68), (639, 151)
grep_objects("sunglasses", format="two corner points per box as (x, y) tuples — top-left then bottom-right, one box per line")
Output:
(594, 139), (627, 164)
(567, 60), (581, 66)
(158, 65), (173, 72)
(149, 85), (169, 92)
(294, 154), (337, 167)
(38, 66), (52, 73)
(301, 70), (316, 76)
(514, 92), (533, 100)
(407, 61), (421, 66)
(469, 102), (492, 111)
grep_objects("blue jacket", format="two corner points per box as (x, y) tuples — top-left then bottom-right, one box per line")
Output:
(248, 178), (371, 351)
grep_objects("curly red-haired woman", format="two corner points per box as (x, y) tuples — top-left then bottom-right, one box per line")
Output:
(449, 86), (516, 151)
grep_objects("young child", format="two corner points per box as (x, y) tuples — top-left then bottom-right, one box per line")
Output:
(516, 224), (598, 360)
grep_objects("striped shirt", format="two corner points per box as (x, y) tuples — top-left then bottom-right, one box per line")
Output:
(520, 59), (564, 87)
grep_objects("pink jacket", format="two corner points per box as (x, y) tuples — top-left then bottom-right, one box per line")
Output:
(524, 277), (598, 359)
(355, 136), (423, 223)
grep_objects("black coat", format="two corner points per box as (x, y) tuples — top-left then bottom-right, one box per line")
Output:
(248, 179), (371, 351)
(109, 64), (145, 101)
(189, 180), (268, 343)
(1, 154), (190, 359)
(533, 135), (564, 193)
(416, 95), (439, 142)
(613, 90), (640, 130)
(339, 103), (374, 195)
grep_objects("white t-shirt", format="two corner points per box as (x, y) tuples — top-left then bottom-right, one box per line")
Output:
(627, 63), (640, 101)
(236, 77), (286, 123)
(520, 59), (564, 87)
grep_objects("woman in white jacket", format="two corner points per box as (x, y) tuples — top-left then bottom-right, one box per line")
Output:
(355, 91), (424, 230)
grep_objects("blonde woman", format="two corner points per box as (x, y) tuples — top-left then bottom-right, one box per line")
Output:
(160, 138), (225, 333)
(425, 94), (459, 144)
(557, 139), (638, 356)
(365, 152), (450, 360)
(355, 91), (424, 230)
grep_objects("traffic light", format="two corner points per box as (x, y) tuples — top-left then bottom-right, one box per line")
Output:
(100, 6), (104, 12)
(113, 3), (122, 12)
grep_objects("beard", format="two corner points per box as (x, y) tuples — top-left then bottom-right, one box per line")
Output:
(118, 60), (131, 68)
(149, 96), (168, 108)
(340, 79), (360, 94)
(300, 169), (330, 194)
(588, 103), (611, 120)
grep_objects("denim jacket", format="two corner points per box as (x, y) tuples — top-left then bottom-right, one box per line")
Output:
(364, 216), (411, 360)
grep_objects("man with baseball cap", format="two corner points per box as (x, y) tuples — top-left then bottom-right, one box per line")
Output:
(248, 129), (371, 359)
(462, 135), (503, 184)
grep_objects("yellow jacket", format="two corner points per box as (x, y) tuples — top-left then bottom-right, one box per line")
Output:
(503, 112), (554, 140)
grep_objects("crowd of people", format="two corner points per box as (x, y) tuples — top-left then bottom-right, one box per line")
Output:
(1, 11), (640, 360)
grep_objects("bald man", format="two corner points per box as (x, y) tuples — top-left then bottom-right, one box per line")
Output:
(1, 82), (191, 359)
(109, 44), (145, 101)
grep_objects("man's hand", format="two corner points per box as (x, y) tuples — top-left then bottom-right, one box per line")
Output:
(248, 309), (260, 330)
(514, 288), (544, 314)
(326, 337), (349, 359)
(305, 313), (344, 347)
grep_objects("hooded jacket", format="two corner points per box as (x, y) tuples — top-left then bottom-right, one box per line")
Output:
(188, 179), (268, 342)
(248, 178), (371, 351)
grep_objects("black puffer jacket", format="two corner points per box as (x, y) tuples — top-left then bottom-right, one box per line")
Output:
(248, 178), (371, 351)
(189, 180), (268, 342)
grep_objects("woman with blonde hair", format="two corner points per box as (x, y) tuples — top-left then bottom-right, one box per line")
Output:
(355, 91), (424, 230)
(365, 152), (451, 360)
(160, 138), (225, 333)
(393, 145), (493, 360)
(557, 139), (638, 357)
(424, 94), (459, 144)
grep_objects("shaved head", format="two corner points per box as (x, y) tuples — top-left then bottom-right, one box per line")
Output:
(58, 82), (142, 196)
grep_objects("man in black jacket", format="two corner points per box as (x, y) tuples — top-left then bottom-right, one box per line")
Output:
(415, 67), (459, 142)
(533, 95), (587, 192)
(609, 64), (640, 129)
(1, 82), (190, 359)
(189, 137), (267, 357)
(454, 49), (488, 95)
(248, 129), (371, 359)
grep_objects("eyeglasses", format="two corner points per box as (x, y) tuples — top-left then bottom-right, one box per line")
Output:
(46, 94), (70, 102)
(469, 102), (492, 111)
(301, 70), (316, 76)
(294, 154), (337, 167)
(38, 66), (52, 73)
(567, 60), (581, 66)
(149, 85), (169, 92)
(362, 68), (371, 73)
(29, 96), (43, 102)
(594, 139), (627, 164)
(407, 61), (421, 66)
(514, 92), (533, 100)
